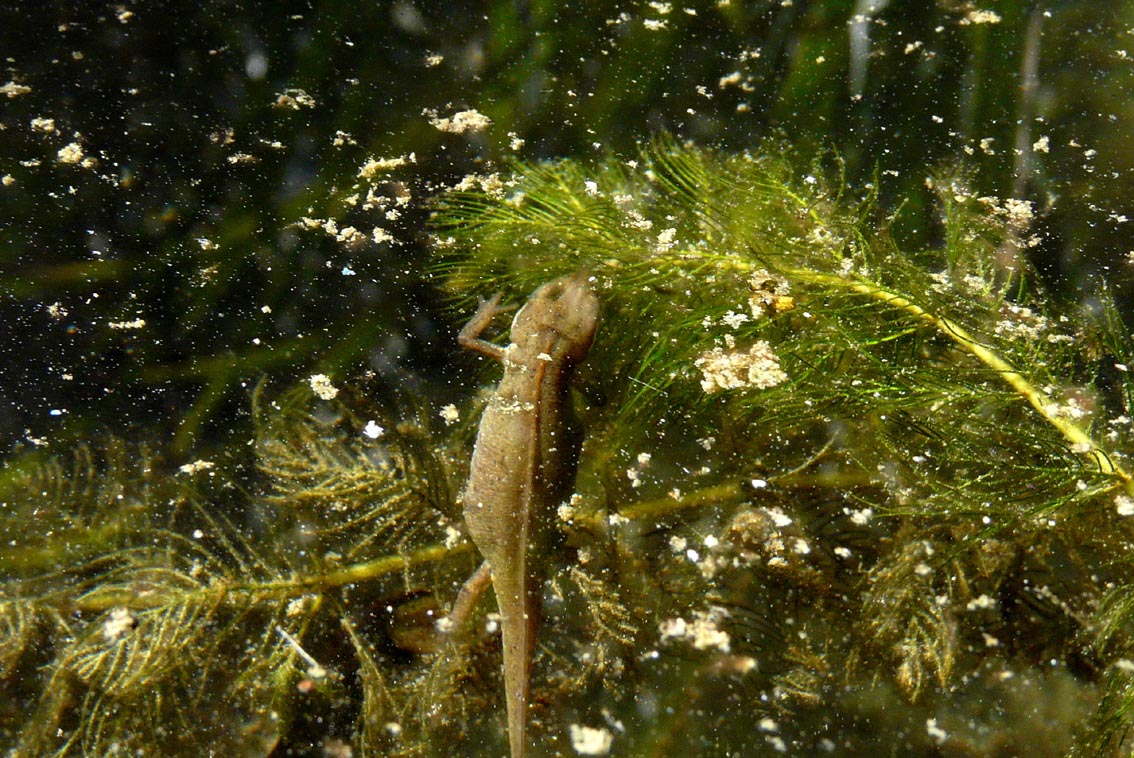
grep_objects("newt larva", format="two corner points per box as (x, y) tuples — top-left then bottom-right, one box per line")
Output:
(453, 274), (599, 758)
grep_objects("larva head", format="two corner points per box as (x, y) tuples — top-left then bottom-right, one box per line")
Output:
(510, 274), (599, 363)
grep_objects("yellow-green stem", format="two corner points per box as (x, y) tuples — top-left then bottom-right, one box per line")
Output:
(794, 269), (1130, 490)
(76, 541), (476, 613)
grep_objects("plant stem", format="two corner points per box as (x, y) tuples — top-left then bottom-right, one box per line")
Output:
(74, 541), (477, 613)
(795, 269), (1131, 489)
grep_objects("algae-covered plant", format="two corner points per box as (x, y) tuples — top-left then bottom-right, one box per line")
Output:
(5, 140), (1134, 755)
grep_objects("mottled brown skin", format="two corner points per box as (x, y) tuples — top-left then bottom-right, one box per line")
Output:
(457, 275), (599, 758)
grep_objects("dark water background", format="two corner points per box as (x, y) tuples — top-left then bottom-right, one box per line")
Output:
(2, 1), (1130, 453)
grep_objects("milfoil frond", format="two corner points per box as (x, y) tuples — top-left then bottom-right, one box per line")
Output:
(433, 139), (1134, 753)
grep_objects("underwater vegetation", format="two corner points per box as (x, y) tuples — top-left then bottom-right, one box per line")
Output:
(6, 139), (1134, 756)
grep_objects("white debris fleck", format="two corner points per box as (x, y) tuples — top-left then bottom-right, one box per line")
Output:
(1001, 197), (1034, 228)
(669, 535), (687, 553)
(334, 226), (366, 246)
(995, 303), (1047, 340)
(294, 216), (372, 248)
(848, 507), (874, 525)
(966, 594), (996, 611)
(1, 81), (32, 97)
(178, 460), (215, 475)
(557, 503), (577, 523)
(102, 607), (136, 643)
(108, 318), (145, 330)
(658, 616), (689, 640)
(655, 227), (678, 252)
(695, 342), (788, 394)
(1117, 494), (1134, 517)
(439, 404), (459, 426)
(1043, 397), (1086, 421)
(719, 71), (743, 88)
(721, 310), (749, 329)
(435, 615), (455, 634)
(286, 596), (316, 618)
(308, 374), (339, 400)
(24, 431), (48, 446)
(599, 708), (625, 734)
(765, 507), (793, 528)
(926, 718), (948, 744)
(453, 171), (507, 199)
(659, 609), (731, 652)
(358, 153), (415, 179)
(428, 108), (492, 134)
(569, 724), (613, 755)
(273, 88), (316, 110)
(224, 149), (256, 163)
(56, 142), (84, 164)
(1033, 135), (1050, 153)
(363, 420), (384, 439)
(962, 9), (1002, 24)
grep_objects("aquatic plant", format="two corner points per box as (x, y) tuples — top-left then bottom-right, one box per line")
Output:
(4, 140), (1134, 755)
(433, 139), (1134, 753)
